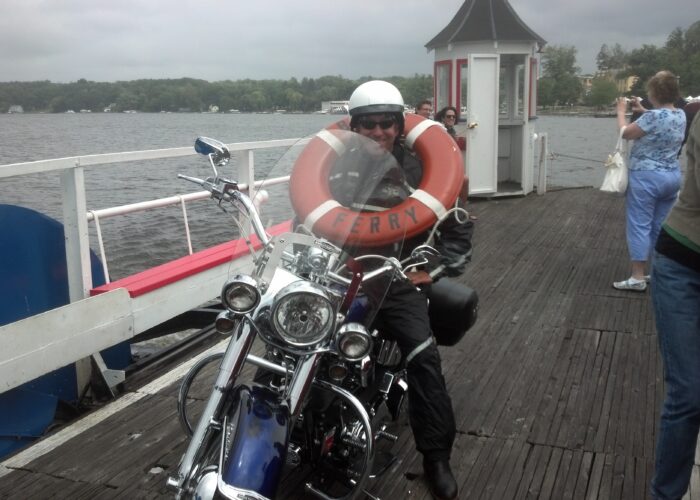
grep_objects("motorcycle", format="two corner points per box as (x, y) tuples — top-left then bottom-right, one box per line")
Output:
(167, 131), (478, 499)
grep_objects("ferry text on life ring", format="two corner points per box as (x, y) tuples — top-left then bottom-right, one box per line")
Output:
(289, 113), (464, 247)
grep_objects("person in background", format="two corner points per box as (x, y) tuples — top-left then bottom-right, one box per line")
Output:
(415, 100), (433, 119)
(434, 105), (469, 203)
(613, 70), (686, 291)
(650, 113), (700, 500)
(435, 106), (459, 140)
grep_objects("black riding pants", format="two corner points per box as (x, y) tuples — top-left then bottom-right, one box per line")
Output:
(374, 280), (456, 462)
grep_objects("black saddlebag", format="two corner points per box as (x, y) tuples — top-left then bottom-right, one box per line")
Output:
(427, 279), (478, 346)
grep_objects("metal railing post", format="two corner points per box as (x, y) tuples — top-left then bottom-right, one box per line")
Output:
(536, 133), (548, 195)
(236, 148), (255, 236)
(60, 164), (93, 301)
(60, 165), (110, 395)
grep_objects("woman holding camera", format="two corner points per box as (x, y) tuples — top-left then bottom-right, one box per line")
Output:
(613, 70), (686, 291)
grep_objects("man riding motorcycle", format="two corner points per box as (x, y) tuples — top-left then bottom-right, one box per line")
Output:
(329, 80), (474, 500)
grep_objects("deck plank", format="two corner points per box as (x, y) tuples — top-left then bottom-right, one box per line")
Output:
(1, 187), (697, 499)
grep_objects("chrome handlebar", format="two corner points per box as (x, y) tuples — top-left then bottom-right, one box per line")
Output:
(178, 171), (270, 247)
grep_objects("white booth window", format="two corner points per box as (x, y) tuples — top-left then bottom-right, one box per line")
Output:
(516, 62), (525, 118)
(499, 65), (509, 117)
(499, 55), (528, 122)
(435, 61), (451, 112)
(458, 59), (468, 117)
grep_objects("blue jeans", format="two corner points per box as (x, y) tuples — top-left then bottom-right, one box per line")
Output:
(626, 170), (680, 261)
(651, 252), (700, 500)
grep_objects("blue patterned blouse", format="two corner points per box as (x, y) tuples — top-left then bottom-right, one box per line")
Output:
(629, 108), (686, 171)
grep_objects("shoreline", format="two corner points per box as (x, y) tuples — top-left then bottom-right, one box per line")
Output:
(537, 107), (615, 118)
(4, 108), (615, 117)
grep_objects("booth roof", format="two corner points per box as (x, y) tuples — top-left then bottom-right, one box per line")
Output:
(425, 0), (546, 50)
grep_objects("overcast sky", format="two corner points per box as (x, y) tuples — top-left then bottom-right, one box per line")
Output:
(1, 0), (697, 83)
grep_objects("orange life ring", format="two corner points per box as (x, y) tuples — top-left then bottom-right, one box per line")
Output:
(289, 113), (464, 247)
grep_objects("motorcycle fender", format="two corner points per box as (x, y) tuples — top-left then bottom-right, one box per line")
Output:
(220, 386), (290, 499)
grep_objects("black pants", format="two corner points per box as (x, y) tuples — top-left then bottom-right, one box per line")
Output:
(373, 280), (456, 462)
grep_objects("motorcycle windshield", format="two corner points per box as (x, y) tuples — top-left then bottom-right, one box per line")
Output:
(187, 120), (421, 329)
(268, 122), (411, 327)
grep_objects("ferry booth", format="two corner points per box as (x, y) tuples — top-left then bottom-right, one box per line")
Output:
(426, 0), (546, 196)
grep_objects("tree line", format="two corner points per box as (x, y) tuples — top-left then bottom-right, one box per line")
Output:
(0, 75), (433, 114)
(539, 20), (700, 108)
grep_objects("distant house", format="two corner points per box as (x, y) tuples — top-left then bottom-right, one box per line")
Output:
(8, 105), (23, 113)
(320, 100), (349, 114)
(595, 69), (638, 93)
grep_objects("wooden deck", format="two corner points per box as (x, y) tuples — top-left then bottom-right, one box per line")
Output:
(1, 187), (698, 499)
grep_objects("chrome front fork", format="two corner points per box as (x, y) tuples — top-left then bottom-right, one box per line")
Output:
(167, 320), (257, 495)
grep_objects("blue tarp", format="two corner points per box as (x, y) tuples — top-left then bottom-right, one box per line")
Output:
(0, 204), (131, 458)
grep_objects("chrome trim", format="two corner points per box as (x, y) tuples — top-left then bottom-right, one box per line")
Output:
(305, 379), (375, 500)
(335, 323), (372, 362)
(376, 339), (401, 366)
(378, 372), (394, 394)
(246, 353), (288, 377)
(221, 274), (260, 314)
(217, 476), (271, 500)
(286, 353), (322, 416)
(227, 188), (270, 248)
(193, 470), (218, 499)
(359, 356), (372, 388)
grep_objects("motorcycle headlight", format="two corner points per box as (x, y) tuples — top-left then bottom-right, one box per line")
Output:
(221, 275), (260, 314)
(271, 281), (335, 347)
(335, 323), (372, 361)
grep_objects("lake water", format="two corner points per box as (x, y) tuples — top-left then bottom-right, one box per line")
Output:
(0, 112), (624, 279)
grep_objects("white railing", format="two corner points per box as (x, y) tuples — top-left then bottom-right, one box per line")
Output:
(0, 137), (310, 394)
(0, 137), (308, 299)
(1, 131), (550, 293)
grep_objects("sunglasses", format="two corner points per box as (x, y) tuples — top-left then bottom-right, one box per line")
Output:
(358, 118), (395, 130)
(444, 114), (456, 119)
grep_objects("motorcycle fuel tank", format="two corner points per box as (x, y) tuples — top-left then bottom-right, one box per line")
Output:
(220, 386), (290, 498)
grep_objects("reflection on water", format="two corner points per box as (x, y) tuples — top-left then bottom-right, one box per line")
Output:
(0, 113), (622, 279)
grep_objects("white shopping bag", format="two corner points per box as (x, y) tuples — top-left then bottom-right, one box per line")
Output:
(600, 128), (628, 195)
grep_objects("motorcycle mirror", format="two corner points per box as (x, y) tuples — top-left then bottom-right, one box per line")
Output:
(195, 137), (231, 179)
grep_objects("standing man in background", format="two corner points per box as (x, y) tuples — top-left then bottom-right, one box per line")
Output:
(415, 100), (433, 119)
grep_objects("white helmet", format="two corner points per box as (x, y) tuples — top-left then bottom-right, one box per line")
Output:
(348, 80), (405, 132)
(349, 80), (404, 116)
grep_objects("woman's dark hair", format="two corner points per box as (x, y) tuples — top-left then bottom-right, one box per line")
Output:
(435, 106), (459, 124)
(647, 71), (681, 105)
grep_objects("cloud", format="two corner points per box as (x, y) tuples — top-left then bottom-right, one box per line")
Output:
(510, 0), (695, 73)
(0, 0), (696, 82)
